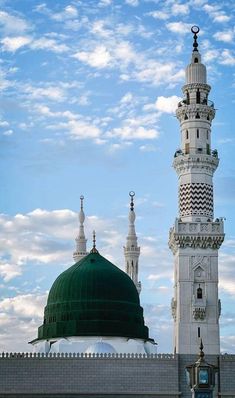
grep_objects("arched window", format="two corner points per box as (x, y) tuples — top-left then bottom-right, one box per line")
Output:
(186, 92), (190, 105)
(196, 89), (200, 104)
(186, 130), (189, 140)
(197, 129), (199, 138)
(207, 130), (209, 140)
(196, 112), (200, 119)
(184, 114), (188, 120)
(194, 58), (198, 63)
(197, 286), (202, 299)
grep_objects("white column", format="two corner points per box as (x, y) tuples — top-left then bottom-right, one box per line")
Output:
(124, 192), (141, 294)
(169, 27), (224, 355)
(73, 195), (88, 262)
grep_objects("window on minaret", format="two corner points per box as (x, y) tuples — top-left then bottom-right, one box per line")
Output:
(207, 130), (209, 140)
(185, 143), (189, 154)
(186, 130), (189, 140)
(197, 129), (199, 138)
(196, 112), (200, 119)
(196, 89), (200, 104)
(186, 92), (190, 105)
(197, 286), (202, 299)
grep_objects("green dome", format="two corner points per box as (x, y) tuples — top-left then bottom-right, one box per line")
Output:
(37, 252), (149, 341)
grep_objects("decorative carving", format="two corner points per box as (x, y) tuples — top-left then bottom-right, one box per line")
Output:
(179, 183), (213, 218)
(193, 307), (206, 320)
(171, 298), (177, 321)
(173, 154), (219, 177)
(169, 230), (224, 253)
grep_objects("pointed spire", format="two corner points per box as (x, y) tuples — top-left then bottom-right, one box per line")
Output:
(73, 195), (88, 262)
(124, 191), (141, 294)
(191, 25), (200, 52)
(90, 230), (99, 253)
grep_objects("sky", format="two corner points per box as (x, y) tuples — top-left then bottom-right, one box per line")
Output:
(0, 0), (235, 354)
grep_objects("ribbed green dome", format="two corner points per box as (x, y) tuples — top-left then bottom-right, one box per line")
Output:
(37, 252), (149, 341)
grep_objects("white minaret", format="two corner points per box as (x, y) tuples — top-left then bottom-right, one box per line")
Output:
(73, 195), (88, 262)
(169, 27), (224, 355)
(124, 192), (141, 294)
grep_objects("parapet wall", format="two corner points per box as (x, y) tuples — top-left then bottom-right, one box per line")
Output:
(0, 353), (234, 398)
(0, 353), (179, 398)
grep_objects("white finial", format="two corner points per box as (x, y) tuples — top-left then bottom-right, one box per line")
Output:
(124, 191), (141, 294)
(73, 195), (88, 262)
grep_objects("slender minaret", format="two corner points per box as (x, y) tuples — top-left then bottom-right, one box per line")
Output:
(169, 27), (224, 355)
(73, 195), (88, 262)
(124, 192), (141, 294)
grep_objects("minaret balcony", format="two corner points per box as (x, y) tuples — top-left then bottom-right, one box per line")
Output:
(173, 152), (219, 176)
(169, 218), (224, 252)
(176, 103), (215, 122)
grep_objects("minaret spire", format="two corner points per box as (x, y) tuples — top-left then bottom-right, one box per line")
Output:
(73, 195), (88, 262)
(169, 27), (224, 355)
(191, 25), (199, 52)
(124, 192), (141, 294)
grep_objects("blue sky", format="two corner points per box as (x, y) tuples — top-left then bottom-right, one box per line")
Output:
(0, 0), (235, 353)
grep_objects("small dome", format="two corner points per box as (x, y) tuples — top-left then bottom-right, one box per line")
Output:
(85, 341), (117, 355)
(37, 252), (149, 341)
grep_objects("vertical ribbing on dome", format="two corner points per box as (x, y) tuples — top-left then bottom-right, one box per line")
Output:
(73, 195), (88, 262)
(124, 192), (141, 294)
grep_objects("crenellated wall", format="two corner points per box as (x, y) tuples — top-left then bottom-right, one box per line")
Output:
(0, 353), (234, 397)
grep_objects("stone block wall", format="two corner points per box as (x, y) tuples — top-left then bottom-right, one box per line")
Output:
(0, 353), (234, 397)
(0, 353), (180, 398)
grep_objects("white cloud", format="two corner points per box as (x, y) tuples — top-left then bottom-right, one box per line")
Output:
(98, 0), (112, 6)
(125, 0), (139, 6)
(120, 92), (133, 104)
(171, 4), (189, 15)
(155, 96), (181, 114)
(166, 22), (191, 35)
(213, 31), (234, 43)
(220, 50), (235, 66)
(0, 121), (9, 128)
(203, 4), (230, 24)
(1, 36), (32, 52)
(23, 84), (66, 102)
(3, 129), (13, 136)
(0, 293), (46, 352)
(73, 45), (111, 69)
(147, 11), (169, 20)
(214, 15), (230, 23)
(107, 126), (159, 140)
(0, 294), (46, 318)
(0, 11), (31, 34)
(66, 119), (102, 140)
(31, 37), (69, 53)
(52, 5), (78, 21)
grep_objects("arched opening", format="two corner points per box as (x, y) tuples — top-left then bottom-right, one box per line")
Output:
(197, 285), (202, 299)
(186, 130), (189, 140)
(196, 112), (200, 119)
(196, 89), (200, 104)
(194, 57), (198, 63)
(186, 92), (190, 105)
(184, 114), (188, 120)
(197, 129), (199, 138)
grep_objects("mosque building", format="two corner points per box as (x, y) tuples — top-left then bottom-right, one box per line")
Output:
(0, 26), (234, 398)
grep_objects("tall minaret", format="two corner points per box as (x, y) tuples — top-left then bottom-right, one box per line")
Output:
(73, 195), (88, 262)
(124, 192), (141, 294)
(169, 27), (224, 355)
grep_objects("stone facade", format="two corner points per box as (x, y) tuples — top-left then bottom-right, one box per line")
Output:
(0, 353), (235, 397)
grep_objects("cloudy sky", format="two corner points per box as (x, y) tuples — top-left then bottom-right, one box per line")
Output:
(0, 0), (235, 353)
